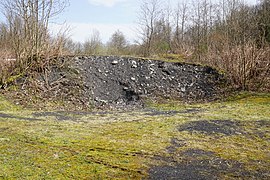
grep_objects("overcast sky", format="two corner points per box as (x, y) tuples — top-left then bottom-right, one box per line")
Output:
(50, 0), (258, 43)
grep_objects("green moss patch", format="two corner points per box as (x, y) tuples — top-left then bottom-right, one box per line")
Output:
(0, 92), (269, 179)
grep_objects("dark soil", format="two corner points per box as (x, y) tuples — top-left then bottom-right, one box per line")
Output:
(178, 119), (270, 137)
(149, 149), (250, 180)
(178, 120), (243, 136)
(0, 112), (42, 121)
(143, 110), (181, 116)
(32, 111), (115, 121)
(149, 147), (269, 180)
(32, 111), (74, 121)
(31, 108), (198, 122)
(144, 108), (201, 116)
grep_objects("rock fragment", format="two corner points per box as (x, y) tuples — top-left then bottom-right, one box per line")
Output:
(112, 60), (118, 65)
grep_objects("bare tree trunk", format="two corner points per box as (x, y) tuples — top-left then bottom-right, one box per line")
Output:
(173, 1), (188, 53)
(137, 0), (162, 57)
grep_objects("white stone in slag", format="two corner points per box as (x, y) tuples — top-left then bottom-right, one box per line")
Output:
(181, 87), (186, 92)
(112, 60), (118, 65)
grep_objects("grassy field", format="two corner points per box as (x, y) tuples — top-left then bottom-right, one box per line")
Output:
(0, 92), (269, 179)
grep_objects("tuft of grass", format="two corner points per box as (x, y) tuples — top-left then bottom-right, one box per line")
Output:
(0, 95), (22, 112)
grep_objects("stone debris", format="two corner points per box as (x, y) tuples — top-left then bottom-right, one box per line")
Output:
(111, 60), (119, 65)
(71, 56), (224, 108)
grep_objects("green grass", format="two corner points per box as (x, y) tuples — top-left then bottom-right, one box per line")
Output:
(0, 92), (269, 179)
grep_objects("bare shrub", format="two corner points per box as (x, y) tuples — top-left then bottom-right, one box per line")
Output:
(83, 29), (103, 55)
(204, 42), (270, 91)
(0, 58), (16, 88)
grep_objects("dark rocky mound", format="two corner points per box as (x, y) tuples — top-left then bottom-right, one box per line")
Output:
(71, 56), (224, 107)
(20, 56), (224, 109)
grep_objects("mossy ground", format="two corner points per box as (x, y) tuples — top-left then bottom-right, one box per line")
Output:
(0, 92), (269, 179)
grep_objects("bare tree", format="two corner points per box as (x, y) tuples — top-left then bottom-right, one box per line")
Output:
(83, 29), (103, 55)
(173, 0), (189, 52)
(162, 0), (172, 53)
(150, 17), (172, 54)
(0, 0), (69, 69)
(188, 0), (215, 60)
(255, 0), (270, 45)
(107, 30), (128, 55)
(0, 22), (12, 58)
(137, 0), (163, 57)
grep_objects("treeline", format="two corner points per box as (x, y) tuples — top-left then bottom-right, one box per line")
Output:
(62, 29), (135, 56)
(0, 0), (269, 91)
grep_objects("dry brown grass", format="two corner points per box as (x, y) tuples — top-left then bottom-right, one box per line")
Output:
(0, 49), (16, 88)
